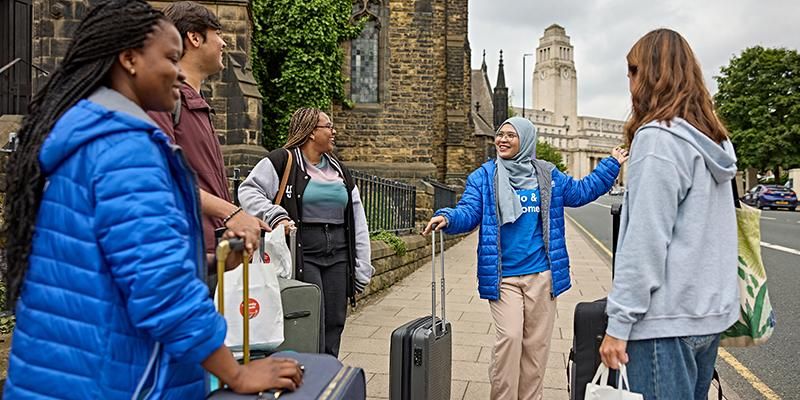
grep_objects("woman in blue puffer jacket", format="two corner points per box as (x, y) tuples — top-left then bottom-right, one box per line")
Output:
(424, 117), (628, 399)
(1, 1), (301, 399)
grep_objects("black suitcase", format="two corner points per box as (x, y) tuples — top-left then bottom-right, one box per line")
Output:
(568, 203), (621, 400)
(208, 238), (365, 399)
(389, 228), (452, 400)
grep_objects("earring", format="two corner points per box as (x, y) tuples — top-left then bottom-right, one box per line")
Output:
(130, 68), (136, 76)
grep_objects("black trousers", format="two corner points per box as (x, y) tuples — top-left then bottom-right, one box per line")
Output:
(301, 223), (349, 357)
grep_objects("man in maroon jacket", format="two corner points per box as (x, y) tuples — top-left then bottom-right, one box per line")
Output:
(149, 2), (267, 262)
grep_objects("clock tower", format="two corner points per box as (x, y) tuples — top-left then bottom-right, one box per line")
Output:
(532, 24), (578, 132)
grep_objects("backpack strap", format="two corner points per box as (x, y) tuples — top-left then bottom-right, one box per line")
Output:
(274, 149), (293, 204)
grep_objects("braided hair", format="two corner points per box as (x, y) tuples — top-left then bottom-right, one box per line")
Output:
(2, 0), (168, 305)
(284, 108), (323, 149)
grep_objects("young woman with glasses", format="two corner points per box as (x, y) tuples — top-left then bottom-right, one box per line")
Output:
(238, 108), (374, 357)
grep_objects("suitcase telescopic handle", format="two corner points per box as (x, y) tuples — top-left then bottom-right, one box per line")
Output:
(610, 203), (622, 278)
(288, 225), (297, 280)
(216, 238), (252, 364)
(430, 226), (447, 337)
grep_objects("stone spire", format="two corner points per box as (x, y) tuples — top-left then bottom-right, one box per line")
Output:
(481, 49), (487, 72)
(495, 50), (506, 88)
(493, 50), (509, 130)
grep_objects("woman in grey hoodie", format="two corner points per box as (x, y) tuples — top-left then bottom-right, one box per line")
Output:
(600, 29), (740, 399)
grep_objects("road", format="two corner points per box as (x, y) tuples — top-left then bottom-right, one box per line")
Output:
(566, 195), (800, 400)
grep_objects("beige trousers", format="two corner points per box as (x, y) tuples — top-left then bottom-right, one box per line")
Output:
(488, 271), (557, 400)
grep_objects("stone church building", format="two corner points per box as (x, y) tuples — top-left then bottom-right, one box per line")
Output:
(1, 0), (489, 188)
(332, 0), (490, 186)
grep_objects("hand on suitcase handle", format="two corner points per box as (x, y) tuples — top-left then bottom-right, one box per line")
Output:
(228, 357), (304, 395)
(217, 237), (246, 271)
(422, 215), (447, 235)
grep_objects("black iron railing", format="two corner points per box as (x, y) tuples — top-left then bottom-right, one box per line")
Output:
(1, 58), (47, 116)
(352, 170), (416, 234)
(426, 179), (457, 211)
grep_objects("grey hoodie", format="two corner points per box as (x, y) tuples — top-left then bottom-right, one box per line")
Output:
(606, 118), (740, 341)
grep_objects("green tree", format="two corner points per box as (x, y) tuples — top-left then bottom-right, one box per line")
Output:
(536, 140), (567, 172)
(714, 46), (800, 178)
(251, 0), (363, 149)
(507, 93), (516, 118)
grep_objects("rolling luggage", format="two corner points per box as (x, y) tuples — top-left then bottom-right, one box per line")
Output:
(209, 351), (366, 399)
(215, 226), (322, 354)
(275, 226), (322, 354)
(389, 228), (452, 400)
(568, 203), (621, 400)
(208, 238), (365, 399)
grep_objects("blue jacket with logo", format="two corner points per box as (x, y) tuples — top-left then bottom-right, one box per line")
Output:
(436, 158), (619, 300)
(4, 90), (226, 399)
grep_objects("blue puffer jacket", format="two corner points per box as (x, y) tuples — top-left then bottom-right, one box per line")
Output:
(4, 91), (226, 399)
(436, 158), (619, 300)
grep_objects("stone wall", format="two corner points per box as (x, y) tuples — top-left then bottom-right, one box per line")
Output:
(359, 232), (467, 302)
(332, 0), (482, 188)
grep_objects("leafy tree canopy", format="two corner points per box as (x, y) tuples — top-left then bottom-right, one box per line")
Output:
(536, 140), (567, 172)
(714, 46), (800, 173)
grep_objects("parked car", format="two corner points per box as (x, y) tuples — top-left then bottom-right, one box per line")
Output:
(608, 186), (625, 196)
(741, 185), (798, 211)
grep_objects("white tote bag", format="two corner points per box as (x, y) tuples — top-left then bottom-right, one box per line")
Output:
(215, 240), (285, 352)
(260, 228), (293, 279)
(585, 364), (643, 400)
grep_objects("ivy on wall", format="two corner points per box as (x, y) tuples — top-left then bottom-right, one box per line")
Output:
(251, 0), (364, 150)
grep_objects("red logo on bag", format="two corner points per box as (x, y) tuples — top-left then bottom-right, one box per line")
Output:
(262, 251), (271, 264)
(239, 298), (260, 319)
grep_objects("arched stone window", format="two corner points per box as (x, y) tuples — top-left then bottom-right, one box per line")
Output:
(350, 0), (382, 103)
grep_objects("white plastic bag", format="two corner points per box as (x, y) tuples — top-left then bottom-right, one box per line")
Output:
(585, 364), (643, 400)
(215, 246), (284, 352)
(261, 228), (293, 279)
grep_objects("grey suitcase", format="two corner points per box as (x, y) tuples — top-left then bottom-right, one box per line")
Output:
(274, 226), (322, 353)
(389, 228), (452, 400)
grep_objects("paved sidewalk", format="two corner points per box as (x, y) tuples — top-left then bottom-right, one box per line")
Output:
(340, 219), (731, 399)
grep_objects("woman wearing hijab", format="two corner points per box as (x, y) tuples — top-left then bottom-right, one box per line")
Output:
(424, 117), (628, 399)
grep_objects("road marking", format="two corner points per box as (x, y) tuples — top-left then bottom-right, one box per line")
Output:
(718, 348), (781, 400)
(564, 213), (612, 258)
(565, 213), (781, 399)
(761, 242), (800, 256)
(591, 202), (612, 209)
(760, 216), (777, 220)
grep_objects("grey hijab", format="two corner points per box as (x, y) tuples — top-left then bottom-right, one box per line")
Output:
(496, 117), (538, 225)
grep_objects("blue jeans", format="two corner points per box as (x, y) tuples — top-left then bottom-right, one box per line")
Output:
(626, 334), (720, 400)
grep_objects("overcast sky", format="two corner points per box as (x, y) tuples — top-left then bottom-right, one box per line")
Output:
(468, 0), (799, 121)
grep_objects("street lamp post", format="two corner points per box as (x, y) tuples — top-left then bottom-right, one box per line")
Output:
(522, 53), (534, 118)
